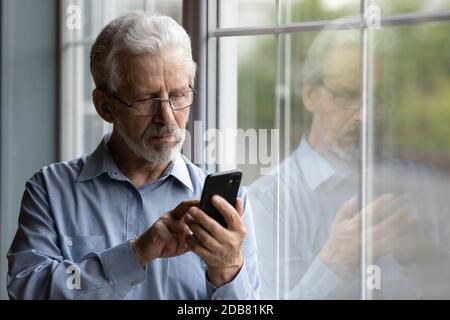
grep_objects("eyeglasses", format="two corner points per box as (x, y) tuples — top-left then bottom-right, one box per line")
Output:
(318, 79), (385, 110)
(111, 85), (196, 116)
(319, 79), (361, 110)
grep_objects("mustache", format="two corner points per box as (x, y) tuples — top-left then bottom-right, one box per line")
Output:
(336, 124), (360, 139)
(145, 124), (178, 137)
(142, 124), (185, 141)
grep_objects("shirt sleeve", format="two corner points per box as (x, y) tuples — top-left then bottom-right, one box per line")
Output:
(7, 171), (147, 300)
(205, 187), (260, 300)
(286, 255), (357, 299)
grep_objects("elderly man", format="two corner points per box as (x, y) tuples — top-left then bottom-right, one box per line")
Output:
(7, 12), (259, 300)
(249, 21), (450, 299)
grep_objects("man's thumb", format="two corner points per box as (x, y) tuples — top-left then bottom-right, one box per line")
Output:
(335, 196), (358, 221)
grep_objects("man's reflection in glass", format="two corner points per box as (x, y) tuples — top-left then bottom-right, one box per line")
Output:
(249, 20), (450, 299)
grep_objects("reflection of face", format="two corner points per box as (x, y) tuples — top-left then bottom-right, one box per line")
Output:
(111, 48), (190, 163)
(307, 47), (362, 163)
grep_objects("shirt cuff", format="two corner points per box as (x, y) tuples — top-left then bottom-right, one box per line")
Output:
(206, 261), (255, 300)
(99, 240), (147, 298)
(289, 255), (355, 299)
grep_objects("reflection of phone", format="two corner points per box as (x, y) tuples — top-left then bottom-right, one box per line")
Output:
(200, 170), (242, 228)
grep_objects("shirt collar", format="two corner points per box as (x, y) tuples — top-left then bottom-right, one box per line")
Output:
(167, 153), (194, 192)
(295, 136), (351, 191)
(77, 133), (120, 182)
(77, 133), (194, 192)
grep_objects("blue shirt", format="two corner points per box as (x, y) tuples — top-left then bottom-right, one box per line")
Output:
(7, 134), (260, 300)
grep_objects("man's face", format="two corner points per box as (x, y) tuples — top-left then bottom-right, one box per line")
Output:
(307, 47), (363, 163)
(110, 48), (191, 163)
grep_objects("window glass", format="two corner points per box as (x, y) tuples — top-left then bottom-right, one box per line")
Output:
(280, 0), (360, 24)
(219, 0), (275, 28)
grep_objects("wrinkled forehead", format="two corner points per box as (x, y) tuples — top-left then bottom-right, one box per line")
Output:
(117, 48), (189, 94)
(323, 46), (361, 81)
(322, 43), (385, 87)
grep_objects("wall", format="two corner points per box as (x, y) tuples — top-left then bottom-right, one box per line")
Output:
(0, 0), (58, 300)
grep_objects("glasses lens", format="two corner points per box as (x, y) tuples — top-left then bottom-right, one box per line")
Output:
(132, 100), (154, 116)
(171, 91), (194, 110)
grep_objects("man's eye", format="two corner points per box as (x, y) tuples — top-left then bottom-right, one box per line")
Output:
(171, 92), (185, 98)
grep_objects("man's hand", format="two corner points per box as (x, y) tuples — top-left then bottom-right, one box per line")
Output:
(320, 194), (409, 280)
(131, 200), (199, 266)
(185, 195), (246, 288)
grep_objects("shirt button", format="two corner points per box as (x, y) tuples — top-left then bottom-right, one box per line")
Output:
(67, 240), (73, 247)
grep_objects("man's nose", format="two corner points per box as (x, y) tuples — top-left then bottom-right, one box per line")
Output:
(352, 108), (363, 122)
(154, 100), (175, 125)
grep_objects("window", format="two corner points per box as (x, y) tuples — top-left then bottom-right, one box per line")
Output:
(208, 0), (450, 299)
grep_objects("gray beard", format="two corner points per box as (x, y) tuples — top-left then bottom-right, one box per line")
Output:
(331, 140), (361, 164)
(330, 125), (361, 164)
(115, 123), (186, 164)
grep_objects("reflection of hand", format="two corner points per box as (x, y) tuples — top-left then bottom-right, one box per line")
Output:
(388, 196), (431, 266)
(319, 196), (360, 280)
(132, 200), (199, 266)
(185, 195), (246, 288)
(320, 194), (409, 280)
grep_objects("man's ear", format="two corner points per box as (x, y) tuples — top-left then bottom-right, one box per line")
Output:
(302, 81), (320, 113)
(92, 89), (114, 123)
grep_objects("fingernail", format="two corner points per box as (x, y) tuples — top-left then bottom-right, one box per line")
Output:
(185, 213), (193, 222)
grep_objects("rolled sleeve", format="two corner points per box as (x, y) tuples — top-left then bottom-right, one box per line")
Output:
(99, 241), (147, 298)
(206, 261), (257, 300)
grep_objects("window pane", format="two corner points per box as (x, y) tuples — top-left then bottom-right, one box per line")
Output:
(215, 36), (276, 185)
(218, 0), (275, 28)
(366, 22), (450, 298)
(236, 36), (277, 185)
(219, 35), (277, 298)
(247, 22), (363, 298)
(280, 0), (360, 24)
(369, 0), (450, 16)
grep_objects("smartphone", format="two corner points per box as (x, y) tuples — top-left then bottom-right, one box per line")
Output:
(199, 170), (242, 228)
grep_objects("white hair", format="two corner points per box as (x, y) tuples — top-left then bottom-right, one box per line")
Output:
(301, 18), (360, 85)
(90, 12), (197, 93)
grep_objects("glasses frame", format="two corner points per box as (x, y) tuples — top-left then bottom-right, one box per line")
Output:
(318, 79), (361, 110)
(110, 85), (197, 116)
